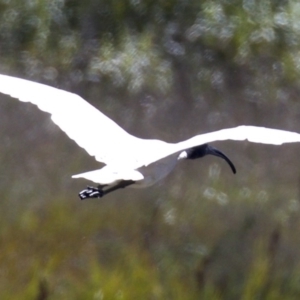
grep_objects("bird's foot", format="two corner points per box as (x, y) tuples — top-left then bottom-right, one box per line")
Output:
(79, 186), (104, 200)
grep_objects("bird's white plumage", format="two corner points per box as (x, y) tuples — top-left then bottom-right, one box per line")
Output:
(0, 74), (300, 187)
(0, 74), (169, 169)
(175, 125), (300, 151)
(72, 166), (144, 184)
(0, 75), (133, 163)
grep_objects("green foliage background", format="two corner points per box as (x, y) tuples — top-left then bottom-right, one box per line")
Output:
(1, 0), (300, 299)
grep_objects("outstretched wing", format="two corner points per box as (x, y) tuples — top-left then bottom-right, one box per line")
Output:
(0, 74), (142, 165)
(176, 126), (300, 149)
(143, 125), (300, 167)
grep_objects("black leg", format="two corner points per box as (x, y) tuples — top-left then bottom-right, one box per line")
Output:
(78, 180), (135, 200)
(102, 180), (135, 196)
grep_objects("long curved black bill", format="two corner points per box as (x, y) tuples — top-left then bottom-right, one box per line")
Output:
(207, 145), (236, 174)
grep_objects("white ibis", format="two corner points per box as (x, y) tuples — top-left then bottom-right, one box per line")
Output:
(0, 74), (299, 199)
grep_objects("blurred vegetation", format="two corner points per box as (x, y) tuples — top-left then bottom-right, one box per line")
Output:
(1, 0), (300, 299)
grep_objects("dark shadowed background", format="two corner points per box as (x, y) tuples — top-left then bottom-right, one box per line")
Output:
(0, 0), (300, 299)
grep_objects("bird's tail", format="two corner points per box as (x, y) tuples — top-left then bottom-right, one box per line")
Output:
(72, 166), (144, 185)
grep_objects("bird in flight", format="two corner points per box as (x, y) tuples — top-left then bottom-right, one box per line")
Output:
(0, 74), (300, 199)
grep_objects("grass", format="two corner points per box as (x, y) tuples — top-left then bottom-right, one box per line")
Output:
(0, 179), (300, 299)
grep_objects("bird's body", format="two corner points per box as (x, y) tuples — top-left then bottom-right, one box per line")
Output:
(74, 152), (181, 188)
(0, 74), (300, 199)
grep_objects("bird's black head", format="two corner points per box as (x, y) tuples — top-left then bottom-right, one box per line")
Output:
(184, 144), (236, 174)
